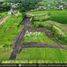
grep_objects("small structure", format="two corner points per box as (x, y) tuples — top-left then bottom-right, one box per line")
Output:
(8, 3), (19, 14)
(58, 5), (64, 10)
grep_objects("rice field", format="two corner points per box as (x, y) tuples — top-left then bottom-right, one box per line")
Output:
(0, 10), (67, 63)
(16, 48), (67, 63)
(15, 10), (67, 63)
(0, 13), (23, 62)
(24, 31), (57, 45)
(0, 14), (22, 47)
(0, 12), (7, 19)
(29, 10), (67, 45)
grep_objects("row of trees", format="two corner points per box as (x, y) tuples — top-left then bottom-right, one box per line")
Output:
(36, 0), (67, 10)
(0, 0), (43, 12)
(4, 0), (43, 10)
(0, 0), (67, 12)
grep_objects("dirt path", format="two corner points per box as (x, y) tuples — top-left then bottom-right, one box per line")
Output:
(0, 16), (9, 25)
(9, 18), (31, 60)
(22, 42), (67, 50)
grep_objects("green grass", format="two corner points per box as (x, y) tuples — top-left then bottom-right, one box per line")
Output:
(0, 12), (7, 19)
(0, 14), (23, 47)
(16, 48), (67, 63)
(0, 48), (12, 62)
(30, 10), (67, 24)
(0, 10), (67, 63)
(0, 13), (23, 61)
(49, 10), (67, 24)
(15, 11), (67, 63)
(30, 10), (67, 45)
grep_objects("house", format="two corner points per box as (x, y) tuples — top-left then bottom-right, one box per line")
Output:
(8, 3), (19, 14)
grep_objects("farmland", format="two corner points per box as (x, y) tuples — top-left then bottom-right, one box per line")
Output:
(0, 12), (7, 19)
(16, 48), (67, 63)
(16, 10), (67, 63)
(28, 10), (67, 45)
(0, 10), (67, 63)
(0, 13), (23, 61)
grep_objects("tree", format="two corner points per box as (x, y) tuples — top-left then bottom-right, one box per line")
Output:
(6, 0), (43, 11)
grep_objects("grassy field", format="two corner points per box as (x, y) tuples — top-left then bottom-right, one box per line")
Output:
(0, 48), (12, 62)
(24, 32), (57, 45)
(0, 14), (23, 47)
(15, 10), (67, 63)
(16, 48), (67, 63)
(0, 10), (67, 63)
(2, 48), (67, 63)
(49, 10), (67, 24)
(0, 12), (7, 19)
(29, 10), (67, 45)
(0, 13), (23, 61)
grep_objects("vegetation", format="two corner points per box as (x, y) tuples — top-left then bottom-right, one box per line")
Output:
(29, 10), (67, 45)
(24, 31), (57, 45)
(0, 14), (23, 47)
(0, 48), (12, 62)
(0, 12), (7, 19)
(49, 11), (67, 24)
(0, 0), (67, 64)
(0, 13), (23, 62)
(16, 48), (67, 63)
